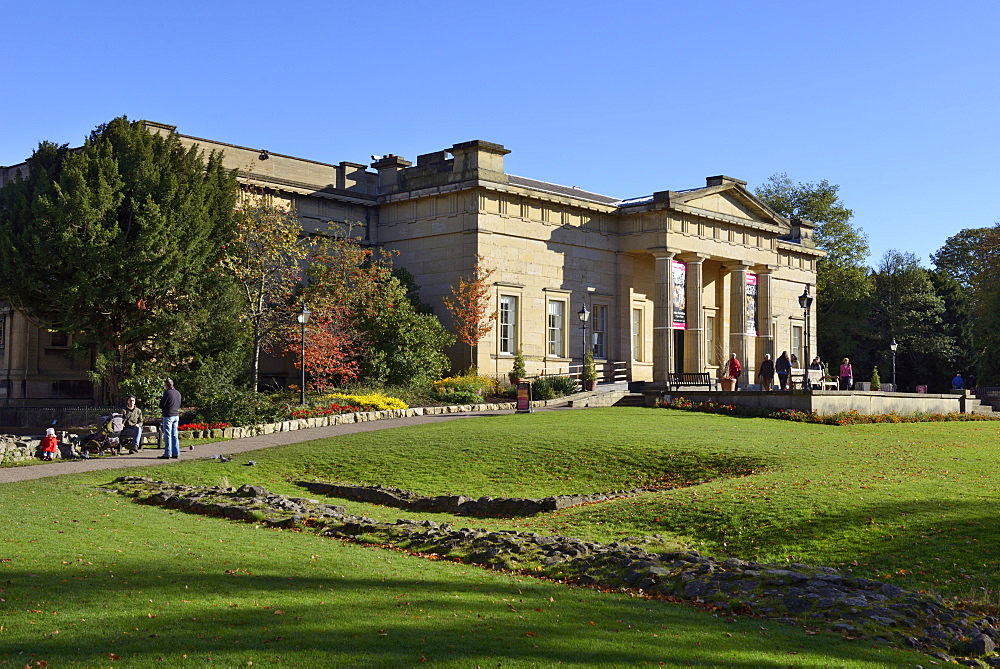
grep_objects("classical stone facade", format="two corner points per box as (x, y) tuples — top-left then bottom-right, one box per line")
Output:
(0, 122), (821, 403)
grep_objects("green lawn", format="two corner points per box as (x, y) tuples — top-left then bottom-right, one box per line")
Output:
(5, 407), (987, 666)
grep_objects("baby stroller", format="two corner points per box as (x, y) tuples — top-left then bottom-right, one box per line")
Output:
(79, 413), (125, 456)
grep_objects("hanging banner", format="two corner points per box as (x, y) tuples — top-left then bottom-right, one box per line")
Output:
(672, 260), (686, 329)
(745, 273), (758, 336)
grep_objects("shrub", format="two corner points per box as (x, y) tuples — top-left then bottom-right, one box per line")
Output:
(531, 376), (556, 400)
(432, 373), (499, 405)
(509, 349), (526, 383)
(871, 366), (881, 391)
(548, 375), (579, 396)
(120, 376), (165, 415)
(194, 386), (285, 426)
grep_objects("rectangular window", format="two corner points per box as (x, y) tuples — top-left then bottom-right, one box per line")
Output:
(705, 315), (715, 365)
(632, 308), (642, 361)
(50, 331), (68, 348)
(498, 295), (517, 355)
(792, 325), (803, 366)
(592, 305), (607, 358)
(547, 300), (565, 357)
(51, 380), (93, 399)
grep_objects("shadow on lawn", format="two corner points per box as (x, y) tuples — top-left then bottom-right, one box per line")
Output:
(1, 565), (916, 666)
(716, 495), (1000, 596)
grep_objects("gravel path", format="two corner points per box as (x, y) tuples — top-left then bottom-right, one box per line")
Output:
(0, 410), (520, 484)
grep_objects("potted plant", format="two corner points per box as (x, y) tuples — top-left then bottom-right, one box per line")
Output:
(508, 348), (526, 385)
(583, 349), (598, 391)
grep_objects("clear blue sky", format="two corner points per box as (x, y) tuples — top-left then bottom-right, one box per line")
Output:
(3, 0), (998, 267)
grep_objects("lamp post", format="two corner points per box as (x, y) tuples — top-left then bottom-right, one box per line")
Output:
(577, 302), (590, 370)
(297, 303), (311, 405)
(798, 286), (814, 389)
(890, 338), (898, 390)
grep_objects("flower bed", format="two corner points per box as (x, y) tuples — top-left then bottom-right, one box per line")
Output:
(319, 392), (408, 411)
(178, 422), (231, 431)
(288, 403), (362, 420)
(659, 397), (1000, 424)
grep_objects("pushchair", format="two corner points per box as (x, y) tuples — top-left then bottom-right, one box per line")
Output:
(79, 413), (125, 456)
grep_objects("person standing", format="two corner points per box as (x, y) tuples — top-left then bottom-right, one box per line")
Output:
(951, 373), (964, 390)
(40, 427), (59, 461)
(839, 358), (854, 390)
(775, 351), (792, 390)
(757, 354), (775, 391)
(809, 356), (824, 390)
(158, 379), (182, 459)
(723, 353), (742, 389)
(121, 394), (144, 454)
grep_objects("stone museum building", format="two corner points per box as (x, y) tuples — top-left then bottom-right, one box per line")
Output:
(0, 122), (822, 404)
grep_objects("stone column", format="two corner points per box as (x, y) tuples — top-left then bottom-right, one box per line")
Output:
(680, 253), (706, 373)
(726, 261), (752, 386)
(651, 248), (675, 385)
(755, 265), (776, 361)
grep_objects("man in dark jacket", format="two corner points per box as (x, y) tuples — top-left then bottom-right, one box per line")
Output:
(158, 379), (182, 459)
(757, 354), (775, 391)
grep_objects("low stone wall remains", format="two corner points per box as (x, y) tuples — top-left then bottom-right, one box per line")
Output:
(106, 476), (1000, 664)
(666, 390), (985, 416)
(295, 480), (656, 517)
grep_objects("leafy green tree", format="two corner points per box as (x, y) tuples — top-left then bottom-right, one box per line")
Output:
(756, 173), (872, 363)
(866, 250), (955, 391)
(930, 227), (990, 288)
(218, 185), (307, 391)
(0, 116), (243, 399)
(968, 223), (1000, 383)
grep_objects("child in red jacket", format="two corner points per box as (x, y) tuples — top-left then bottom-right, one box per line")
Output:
(40, 428), (58, 461)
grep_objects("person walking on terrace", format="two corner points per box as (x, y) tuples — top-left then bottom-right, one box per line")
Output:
(952, 373), (964, 390)
(158, 379), (182, 459)
(839, 358), (854, 390)
(757, 354), (775, 391)
(775, 351), (792, 390)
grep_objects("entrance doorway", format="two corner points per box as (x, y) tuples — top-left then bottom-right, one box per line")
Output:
(673, 329), (685, 374)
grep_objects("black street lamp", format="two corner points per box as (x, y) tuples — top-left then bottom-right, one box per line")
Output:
(577, 302), (590, 367)
(890, 338), (898, 390)
(798, 286), (814, 389)
(297, 303), (311, 405)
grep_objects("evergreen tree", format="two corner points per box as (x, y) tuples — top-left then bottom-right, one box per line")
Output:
(0, 117), (244, 399)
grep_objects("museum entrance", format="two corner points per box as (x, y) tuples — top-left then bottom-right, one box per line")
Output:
(673, 329), (685, 374)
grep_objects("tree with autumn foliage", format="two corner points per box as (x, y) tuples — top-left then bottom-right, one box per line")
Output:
(293, 228), (452, 389)
(218, 185), (308, 390)
(443, 255), (497, 369)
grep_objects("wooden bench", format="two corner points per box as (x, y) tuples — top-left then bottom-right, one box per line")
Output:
(667, 372), (718, 391)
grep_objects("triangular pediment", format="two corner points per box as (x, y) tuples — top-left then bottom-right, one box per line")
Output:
(670, 184), (789, 230)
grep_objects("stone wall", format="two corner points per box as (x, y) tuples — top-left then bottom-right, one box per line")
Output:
(666, 389), (984, 417)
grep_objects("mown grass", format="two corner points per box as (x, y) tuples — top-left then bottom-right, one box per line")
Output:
(5, 406), (989, 666)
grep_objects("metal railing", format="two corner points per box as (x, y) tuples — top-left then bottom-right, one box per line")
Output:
(538, 360), (628, 383)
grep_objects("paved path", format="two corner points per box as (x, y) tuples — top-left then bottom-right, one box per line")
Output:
(0, 410), (526, 484)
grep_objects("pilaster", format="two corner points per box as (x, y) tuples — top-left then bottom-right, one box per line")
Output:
(725, 261), (752, 385)
(650, 248), (676, 384)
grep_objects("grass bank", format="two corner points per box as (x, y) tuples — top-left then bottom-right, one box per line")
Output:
(5, 406), (984, 665)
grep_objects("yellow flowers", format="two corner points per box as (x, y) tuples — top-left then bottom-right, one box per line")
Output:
(320, 392), (408, 411)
